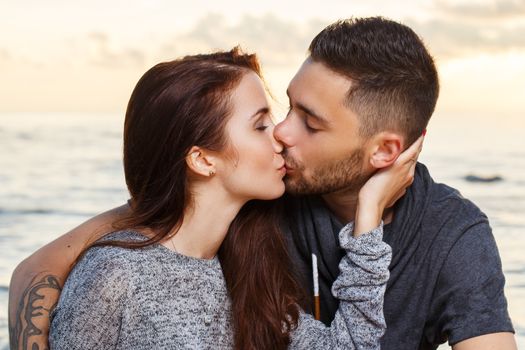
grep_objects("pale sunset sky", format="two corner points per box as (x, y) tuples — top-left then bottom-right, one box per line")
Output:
(1, 0), (524, 122)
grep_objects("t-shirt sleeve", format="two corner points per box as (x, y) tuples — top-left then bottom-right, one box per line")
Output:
(49, 247), (131, 349)
(427, 221), (514, 346)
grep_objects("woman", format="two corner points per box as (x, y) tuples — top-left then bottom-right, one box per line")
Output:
(46, 47), (419, 349)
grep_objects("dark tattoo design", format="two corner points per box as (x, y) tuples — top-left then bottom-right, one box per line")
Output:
(9, 275), (62, 350)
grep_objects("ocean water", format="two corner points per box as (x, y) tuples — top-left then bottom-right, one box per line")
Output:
(0, 112), (524, 349)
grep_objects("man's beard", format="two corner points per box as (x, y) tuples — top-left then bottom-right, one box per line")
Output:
(283, 148), (369, 196)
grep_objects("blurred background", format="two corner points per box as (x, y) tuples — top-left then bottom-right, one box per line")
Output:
(1, 0), (524, 348)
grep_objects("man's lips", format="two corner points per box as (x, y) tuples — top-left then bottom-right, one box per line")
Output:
(282, 157), (297, 173)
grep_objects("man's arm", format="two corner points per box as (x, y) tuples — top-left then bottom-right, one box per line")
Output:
(453, 332), (517, 350)
(8, 205), (129, 350)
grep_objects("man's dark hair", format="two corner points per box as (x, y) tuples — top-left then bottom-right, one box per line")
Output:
(309, 17), (439, 145)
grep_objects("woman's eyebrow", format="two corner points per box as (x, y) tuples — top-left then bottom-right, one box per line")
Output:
(249, 107), (270, 120)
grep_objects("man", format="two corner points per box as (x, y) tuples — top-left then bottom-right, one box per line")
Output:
(9, 17), (516, 349)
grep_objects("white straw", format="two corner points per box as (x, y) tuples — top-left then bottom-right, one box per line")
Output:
(312, 253), (319, 296)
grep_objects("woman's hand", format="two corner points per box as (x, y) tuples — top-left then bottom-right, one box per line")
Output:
(354, 135), (424, 236)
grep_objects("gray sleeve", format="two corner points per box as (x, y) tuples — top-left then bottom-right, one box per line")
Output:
(289, 222), (392, 350)
(49, 248), (131, 350)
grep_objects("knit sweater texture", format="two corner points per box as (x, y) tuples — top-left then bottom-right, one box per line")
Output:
(50, 222), (391, 349)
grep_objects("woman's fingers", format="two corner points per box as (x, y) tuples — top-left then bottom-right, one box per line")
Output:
(397, 135), (425, 165)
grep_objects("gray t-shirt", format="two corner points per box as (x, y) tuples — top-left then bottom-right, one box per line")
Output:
(50, 222), (391, 349)
(283, 163), (514, 349)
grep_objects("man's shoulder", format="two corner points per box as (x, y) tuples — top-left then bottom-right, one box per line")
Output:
(414, 177), (500, 270)
(427, 180), (488, 224)
(411, 165), (493, 248)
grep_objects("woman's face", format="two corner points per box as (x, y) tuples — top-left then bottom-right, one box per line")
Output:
(217, 71), (286, 201)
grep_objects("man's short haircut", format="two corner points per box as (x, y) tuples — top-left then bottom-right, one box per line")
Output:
(309, 17), (439, 145)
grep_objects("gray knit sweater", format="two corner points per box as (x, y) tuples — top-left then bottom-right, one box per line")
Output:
(49, 222), (391, 349)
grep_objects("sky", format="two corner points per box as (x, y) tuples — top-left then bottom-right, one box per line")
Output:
(1, 0), (524, 120)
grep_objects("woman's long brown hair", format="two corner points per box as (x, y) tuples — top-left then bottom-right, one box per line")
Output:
(78, 47), (304, 349)
(220, 199), (304, 349)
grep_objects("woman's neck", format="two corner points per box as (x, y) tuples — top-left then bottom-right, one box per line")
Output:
(162, 184), (245, 260)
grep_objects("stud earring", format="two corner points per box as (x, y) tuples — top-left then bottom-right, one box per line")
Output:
(209, 170), (216, 176)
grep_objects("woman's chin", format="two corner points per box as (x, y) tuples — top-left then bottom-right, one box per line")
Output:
(254, 182), (286, 201)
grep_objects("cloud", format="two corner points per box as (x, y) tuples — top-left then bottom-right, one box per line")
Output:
(0, 48), (11, 72)
(11, 10), (525, 72)
(0, 48), (43, 69)
(432, 0), (525, 20)
(86, 32), (146, 68)
(406, 18), (525, 58)
(420, 0), (525, 57)
(158, 13), (326, 67)
(156, 12), (525, 66)
(0, 48), (9, 60)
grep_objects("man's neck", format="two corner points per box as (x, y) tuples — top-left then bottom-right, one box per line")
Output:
(321, 189), (394, 225)
(321, 189), (360, 224)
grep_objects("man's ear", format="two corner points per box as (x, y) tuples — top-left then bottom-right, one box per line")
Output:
(368, 132), (403, 169)
(185, 146), (217, 177)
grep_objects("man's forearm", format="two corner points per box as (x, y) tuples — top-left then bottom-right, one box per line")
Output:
(452, 332), (517, 350)
(8, 205), (130, 349)
(9, 265), (63, 350)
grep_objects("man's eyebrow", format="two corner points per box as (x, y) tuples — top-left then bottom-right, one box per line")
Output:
(249, 107), (270, 119)
(286, 89), (329, 125)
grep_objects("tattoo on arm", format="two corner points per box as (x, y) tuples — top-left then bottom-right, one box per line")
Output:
(9, 275), (62, 350)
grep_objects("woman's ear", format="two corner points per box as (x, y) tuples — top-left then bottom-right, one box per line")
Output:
(369, 132), (404, 169)
(186, 146), (217, 177)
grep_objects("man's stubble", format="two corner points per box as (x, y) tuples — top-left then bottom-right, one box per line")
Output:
(283, 147), (370, 196)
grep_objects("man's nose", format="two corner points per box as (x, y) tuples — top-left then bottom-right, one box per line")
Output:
(274, 119), (293, 148)
(271, 132), (283, 154)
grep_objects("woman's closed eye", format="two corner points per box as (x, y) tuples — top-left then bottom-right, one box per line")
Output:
(255, 114), (275, 131)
